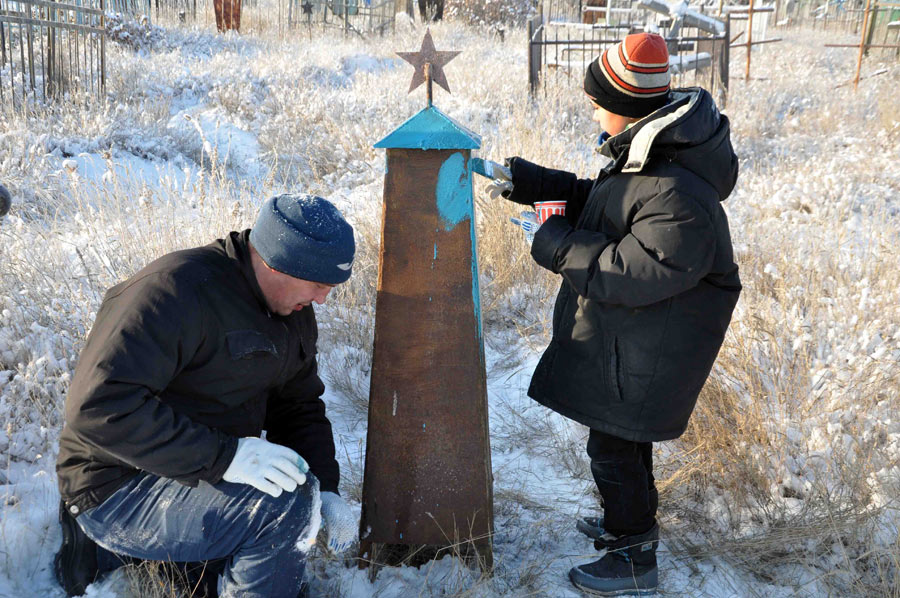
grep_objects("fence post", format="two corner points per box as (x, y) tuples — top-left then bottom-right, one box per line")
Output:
(528, 16), (537, 94)
(854, 0), (873, 88)
(721, 15), (729, 107)
(101, 0), (106, 91)
(863, 0), (878, 55)
(745, 0), (754, 79)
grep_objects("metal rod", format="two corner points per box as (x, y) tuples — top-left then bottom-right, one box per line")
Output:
(26, 6), (36, 93)
(854, 0), (873, 89)
(826, 43), (900, 48)
(18, 0), (103, 16)
(425, 61), (432, 107)
(745, 0), (754, 80)
(100, 0), (105, 90)
(39, 7), (47, 101)
(18, 17), (27, 105)
(0, 13), (102, 33)
(731, 37), (782, 48)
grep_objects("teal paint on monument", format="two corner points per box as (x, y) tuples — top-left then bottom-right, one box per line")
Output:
(435, 152), (472, 231)
(433, 152), (484, 344)
(374, 106), (481, 150)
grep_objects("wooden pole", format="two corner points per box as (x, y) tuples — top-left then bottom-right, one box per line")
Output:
(854, 0), (873, 89)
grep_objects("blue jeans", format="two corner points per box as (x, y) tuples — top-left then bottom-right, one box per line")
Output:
(76, 472), (319, 598)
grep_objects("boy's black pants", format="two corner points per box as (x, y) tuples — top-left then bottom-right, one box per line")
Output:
(587, 429), (658, 537)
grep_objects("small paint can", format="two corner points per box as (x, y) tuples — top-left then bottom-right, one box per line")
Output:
(534, 200), (566, 224)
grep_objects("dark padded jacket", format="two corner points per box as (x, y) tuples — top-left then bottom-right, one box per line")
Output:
(57, 230), (339, 515)
(512, 88), (742, 442)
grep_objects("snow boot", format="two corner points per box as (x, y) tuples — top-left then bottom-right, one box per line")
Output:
(568, 522), (659, 596)
(54, 500), (101, 597)
(576, 516), (606, 541)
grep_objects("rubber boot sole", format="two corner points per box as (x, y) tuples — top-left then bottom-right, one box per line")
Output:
(54, 502), (100, 597)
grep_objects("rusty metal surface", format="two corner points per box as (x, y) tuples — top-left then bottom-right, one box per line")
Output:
(396, 28), (460, 95)
(214, 0), (241, 31)
(360, 148), (493, 555)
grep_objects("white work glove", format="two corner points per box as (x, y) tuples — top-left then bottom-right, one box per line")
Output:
(319, 491), (356, 555)
(484, 160), (514, 200)
(509, 211), (540, 244)
(222, 437), (309, 498)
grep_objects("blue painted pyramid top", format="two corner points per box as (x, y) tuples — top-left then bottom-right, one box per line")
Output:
(374, 105), (481, 150)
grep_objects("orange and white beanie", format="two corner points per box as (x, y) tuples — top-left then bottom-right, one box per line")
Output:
(584, 33), (671, 118)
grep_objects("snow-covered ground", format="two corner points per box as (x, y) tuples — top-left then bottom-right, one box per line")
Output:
(0, 13), (898, 598)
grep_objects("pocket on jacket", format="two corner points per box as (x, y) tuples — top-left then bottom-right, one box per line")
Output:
(226, 330), (278, 360)
(608, 337), (624, 401)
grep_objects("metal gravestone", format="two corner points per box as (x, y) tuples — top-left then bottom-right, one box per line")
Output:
(214, 0), (241, 31)
(359, 30), (493, 571)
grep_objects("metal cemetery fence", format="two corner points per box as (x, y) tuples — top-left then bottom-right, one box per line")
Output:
(527, 8), (730, 104)
(286, 0), (395, 35)
(151, 0), (395, 36)
(779, 0), (900, 58)
(0, 0), (106, 106)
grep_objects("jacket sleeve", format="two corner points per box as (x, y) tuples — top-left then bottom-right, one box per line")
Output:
(266, 327), (340, 495)
(507, 157), (595, 224)
(531, 188), (717, 308)
(65, 273), (238, 486)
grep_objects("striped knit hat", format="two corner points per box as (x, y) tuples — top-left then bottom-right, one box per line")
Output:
(584, 33), (671, 118)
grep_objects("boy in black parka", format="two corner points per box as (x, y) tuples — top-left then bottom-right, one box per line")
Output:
(491, 33), (741, 595)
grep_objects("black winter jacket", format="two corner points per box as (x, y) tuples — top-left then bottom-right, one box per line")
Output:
(57, 230), (339, 515)
(512, 88), (742, 442)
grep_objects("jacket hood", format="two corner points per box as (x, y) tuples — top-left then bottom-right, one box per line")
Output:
(601, 87), (739, 201)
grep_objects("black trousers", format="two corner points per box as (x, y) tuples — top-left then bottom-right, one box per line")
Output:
(586, 429), (658, 537)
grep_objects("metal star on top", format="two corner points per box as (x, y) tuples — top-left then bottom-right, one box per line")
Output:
(396, 29), (459, 95)
(301, 0), (312, 15)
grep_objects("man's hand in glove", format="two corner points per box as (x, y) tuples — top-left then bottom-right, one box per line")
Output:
(222, 437), (309, 498)
(319, 492), (356, 555)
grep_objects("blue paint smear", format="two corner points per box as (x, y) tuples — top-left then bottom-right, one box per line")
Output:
(435, 152), (472, 231)
(470, 212), (485, 348)
(434, 243), (438, 260)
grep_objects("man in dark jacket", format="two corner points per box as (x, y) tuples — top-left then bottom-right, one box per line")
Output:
(489, 33), (741, 595)
(55, 194), (358, 598)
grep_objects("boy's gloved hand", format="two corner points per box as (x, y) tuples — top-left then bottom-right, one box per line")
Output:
(222, 437), (309, 498)
(319, 491), (356, 555)
(509, 211), (540, 245)
(484, 158), (514, 200)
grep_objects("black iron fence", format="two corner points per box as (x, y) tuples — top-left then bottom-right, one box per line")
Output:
(527, 13), (730, 105)
(0, 0), (106, 106)
(150, 0), (395, 36)
(286, 0), (395, 36)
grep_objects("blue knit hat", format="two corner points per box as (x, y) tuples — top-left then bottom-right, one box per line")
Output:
(250, 194), (355, 284)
